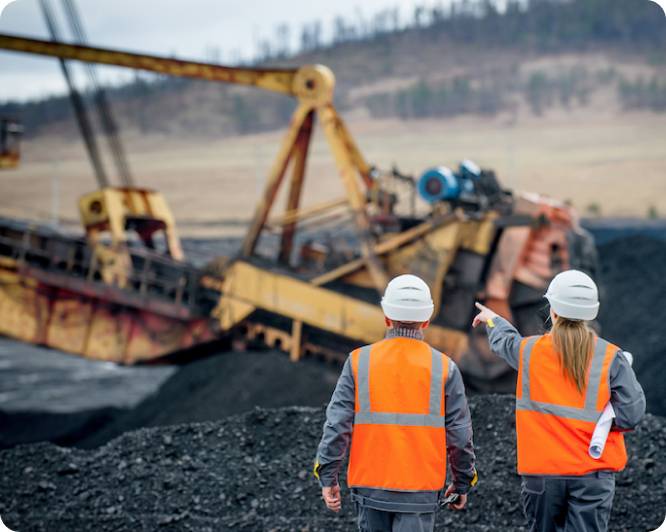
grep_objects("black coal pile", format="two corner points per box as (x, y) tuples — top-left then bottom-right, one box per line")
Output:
(0, 406), (124, 449)
(596, 236), (666, 416)
(76, 350), (340, 448)
(1, 395), (664, 532)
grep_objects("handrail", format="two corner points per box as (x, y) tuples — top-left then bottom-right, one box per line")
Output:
(0, 228), (207, 310)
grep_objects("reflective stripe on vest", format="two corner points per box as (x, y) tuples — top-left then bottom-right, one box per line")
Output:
(354, 344), (446, 428)
(516, 336), (609, 423)
(515, 334), (627, 475)
(347, 339), (449, 491)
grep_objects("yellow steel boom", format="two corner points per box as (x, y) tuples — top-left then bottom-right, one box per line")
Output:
(0, 34), (296, 95)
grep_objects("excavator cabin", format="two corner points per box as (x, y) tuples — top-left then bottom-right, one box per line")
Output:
(0, 118), (23, 169)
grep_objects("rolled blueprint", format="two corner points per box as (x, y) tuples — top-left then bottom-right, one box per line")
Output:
(589, 351), (633, 459)
(589, 403), (616, 459)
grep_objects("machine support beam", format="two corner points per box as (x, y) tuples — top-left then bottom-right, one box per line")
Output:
(268, 197), (348, 227)
(38, 0), (109, 188)
(61, 0), (135, 188)
(318, 104), (388, 290)
(278, 110), (314, 264)
(241, 104), (312, 257)
(289, 320), (303, 362)
(336, 114), (374, 188)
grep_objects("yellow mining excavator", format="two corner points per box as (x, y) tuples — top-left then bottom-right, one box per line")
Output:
(0, 33), (597, 388)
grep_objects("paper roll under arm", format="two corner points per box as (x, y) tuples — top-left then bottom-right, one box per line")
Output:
(589, 402), (616, 459)
(588, 351), (633, 460)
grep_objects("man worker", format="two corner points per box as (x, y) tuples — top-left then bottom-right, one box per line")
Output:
(314, 274), (477, 531)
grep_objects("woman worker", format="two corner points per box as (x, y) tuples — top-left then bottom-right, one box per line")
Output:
(472, 269), (645, 532)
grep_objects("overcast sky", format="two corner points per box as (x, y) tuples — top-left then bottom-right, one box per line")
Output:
(0, 0), (466, 102)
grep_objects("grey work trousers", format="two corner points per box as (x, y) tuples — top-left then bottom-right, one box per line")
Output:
(356, 505), (436, 532)
(521, 472), (615, 532)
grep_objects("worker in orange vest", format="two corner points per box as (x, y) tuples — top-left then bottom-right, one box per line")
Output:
(473, 269), (645, 532)
(314, 274), (477, 532)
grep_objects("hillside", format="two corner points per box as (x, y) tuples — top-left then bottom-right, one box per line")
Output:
(1, 0), (666, 227)
(1, 0), (666, 139)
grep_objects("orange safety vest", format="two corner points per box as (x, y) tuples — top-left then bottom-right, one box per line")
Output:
(347, 337), (450, 491)
(516, 334), (627, 476)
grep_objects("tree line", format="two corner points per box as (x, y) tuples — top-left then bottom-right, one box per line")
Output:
(2, 0), (665, 137)
(256, 0), (666, 61)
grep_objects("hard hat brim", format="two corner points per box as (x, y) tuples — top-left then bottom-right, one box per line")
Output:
(381, 301), (434, 322)
(545, 295), (599, 321)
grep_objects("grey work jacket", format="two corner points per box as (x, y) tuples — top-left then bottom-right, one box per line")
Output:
(314, 328), (477, 512)
(487, 316), (646, 432)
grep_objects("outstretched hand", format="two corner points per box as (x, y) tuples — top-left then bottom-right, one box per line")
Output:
(322, 485), (342, 512)
(472, 302), (499, 328)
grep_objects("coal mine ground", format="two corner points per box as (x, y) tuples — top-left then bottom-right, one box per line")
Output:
(0, 221), (665, 531)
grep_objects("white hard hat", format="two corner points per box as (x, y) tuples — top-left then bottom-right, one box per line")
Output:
(545, 270), (599, 321)
(381, 274), (434, 322)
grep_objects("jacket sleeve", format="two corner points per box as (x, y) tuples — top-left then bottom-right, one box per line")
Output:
(486, 316), (524, 371)
(445, 360), (477, 494)
(609, 351), (646, 430)
(314, 355), (355, 487)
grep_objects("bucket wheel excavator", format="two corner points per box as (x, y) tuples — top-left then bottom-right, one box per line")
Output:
(0, 32), (597, 389)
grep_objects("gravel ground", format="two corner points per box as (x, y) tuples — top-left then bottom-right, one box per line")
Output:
(1, 395), (664, 532)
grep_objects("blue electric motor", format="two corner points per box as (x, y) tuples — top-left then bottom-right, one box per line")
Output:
(417, 160), (481, 204)
(417, 166), (459, 203)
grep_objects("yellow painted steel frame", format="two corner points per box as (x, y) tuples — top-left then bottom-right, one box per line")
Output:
(0, 33), (386, 289)
(79, 187), (184, 259)
(78, 187), (184, 286)
(215, 259), (469, 360)
(0, 256), (216, 363)
(237, 68), (387, 290)
(0, 34), (296, 94)
(0, 154), (19, 169)
(218, 260), (385, 342)
(215, 214), (495, 360)
(0, 33), (497, 365)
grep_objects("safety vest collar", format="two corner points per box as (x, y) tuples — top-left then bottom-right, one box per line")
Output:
(385, 327), (425, 341)
(517, 335), (611, 423)
(354, 344), (445, 427)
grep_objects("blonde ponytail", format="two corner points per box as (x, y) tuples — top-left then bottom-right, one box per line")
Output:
(551, 317), (594, 393)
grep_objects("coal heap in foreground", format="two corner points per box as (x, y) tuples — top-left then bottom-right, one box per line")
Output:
(1, 395), (664, 532)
